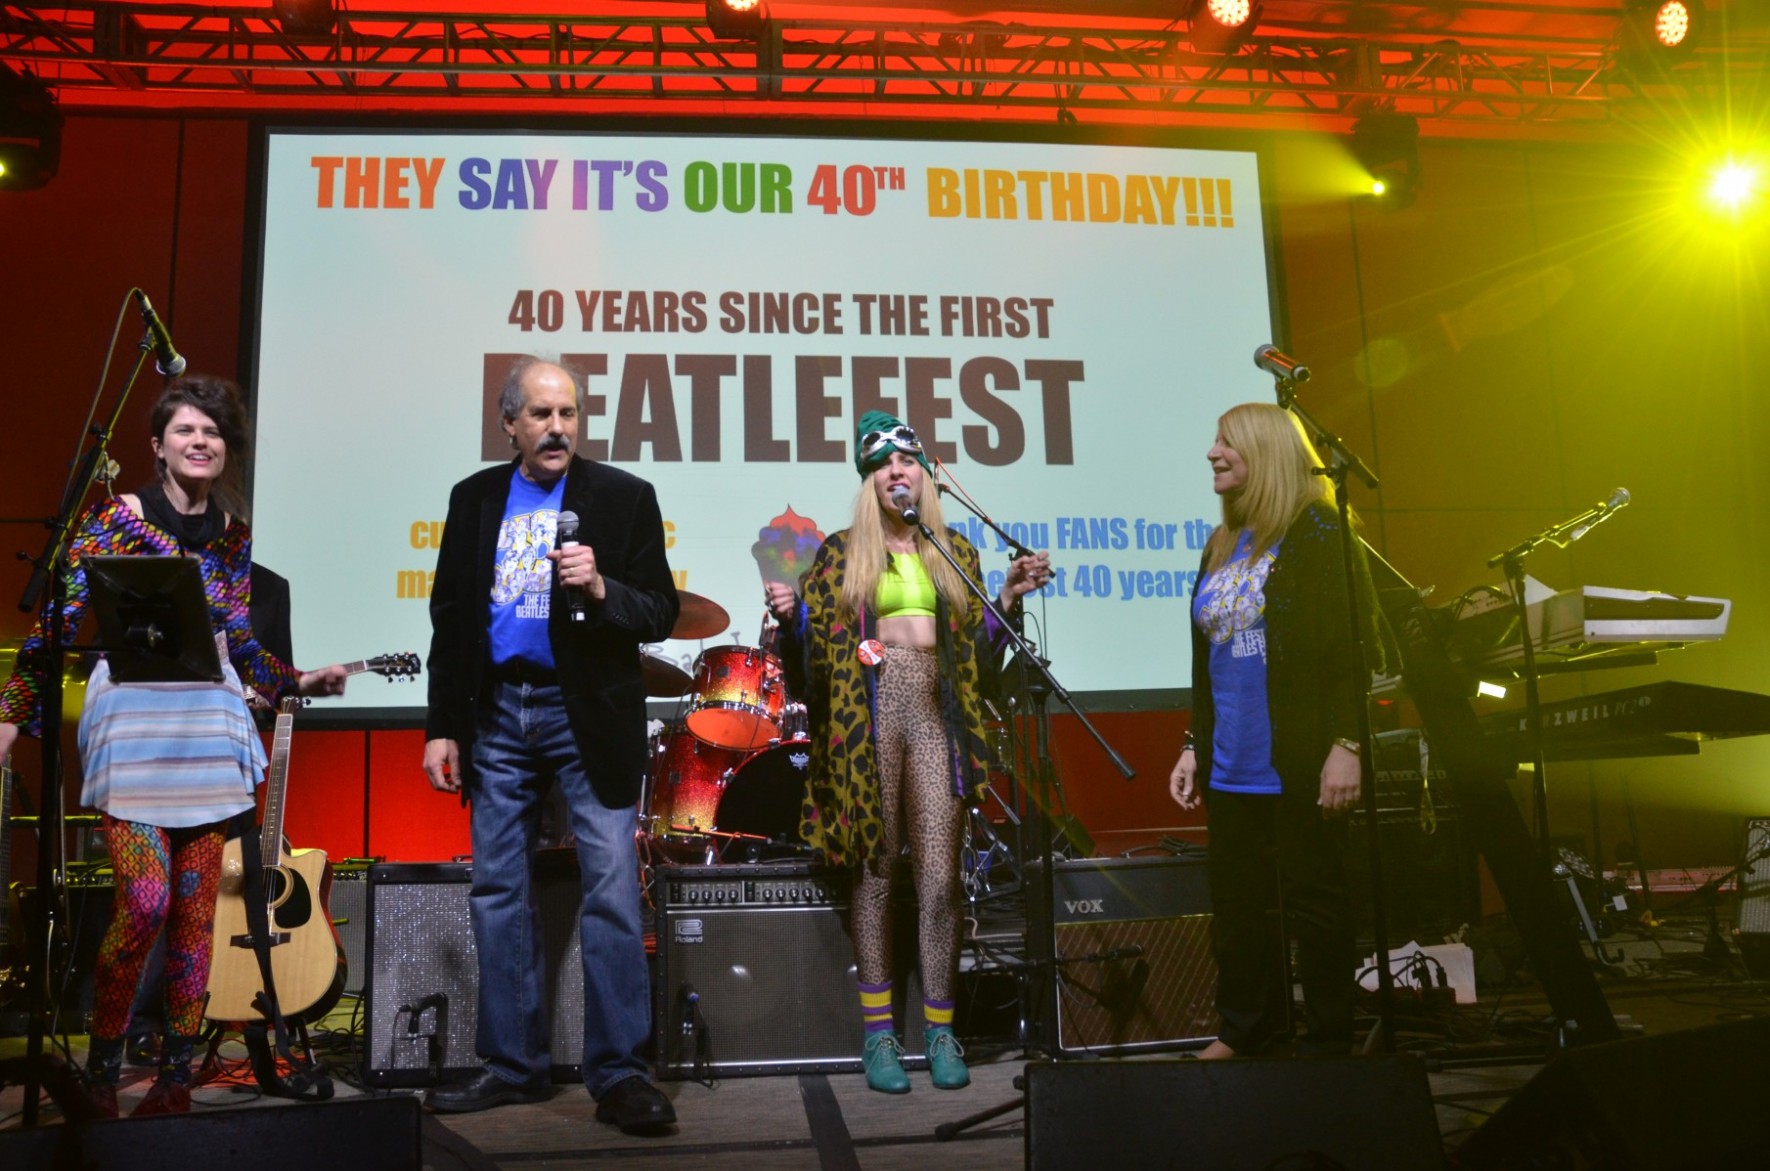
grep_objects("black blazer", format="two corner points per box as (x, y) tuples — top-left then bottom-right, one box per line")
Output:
(425, 456), (679, 808)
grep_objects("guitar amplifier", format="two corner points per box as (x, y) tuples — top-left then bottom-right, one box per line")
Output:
(362, 855), (585, 1086)
(1029, 854), (1217, 1056)
(328, 861), (370, 997)
(655, 862), (927, 1078)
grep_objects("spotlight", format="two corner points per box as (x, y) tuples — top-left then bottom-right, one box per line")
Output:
(273, 0), (338, 36)
(1619, 0), (1702, 71)
(1187, 0), (1261, 56)
(0, 64), (62, 193)
(707, 0), (770, 40)
(1351, 112), (1419, 208)
(1708, 159), (1759, 211)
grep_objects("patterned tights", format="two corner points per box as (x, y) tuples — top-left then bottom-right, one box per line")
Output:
(92, 815), (225, 1041)
(852, 646), (964, 1002)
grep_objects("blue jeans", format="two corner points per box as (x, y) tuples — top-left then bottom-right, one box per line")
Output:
(469, 681), (649, 1097)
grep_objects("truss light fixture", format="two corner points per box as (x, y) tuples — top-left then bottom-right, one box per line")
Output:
(273, 0), (338, 37)
(0, 64), (62, 192)
(1351, 111), (1419, 208)
(1619, 0), (1702, 70)
(1187, 0), (1261, 56)
(708, 0), (770, 40)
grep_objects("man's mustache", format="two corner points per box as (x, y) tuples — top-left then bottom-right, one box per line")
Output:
(535, 433), (572, 454)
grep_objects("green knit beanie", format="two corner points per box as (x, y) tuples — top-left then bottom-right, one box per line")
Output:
(854, 410), (932, 477)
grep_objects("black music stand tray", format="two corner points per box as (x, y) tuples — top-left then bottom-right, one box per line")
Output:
(82, 555), (223, 683)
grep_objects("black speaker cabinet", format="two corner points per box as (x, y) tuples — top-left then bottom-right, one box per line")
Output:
(1735, 816), (1770, 979)
(1456, 1016), (1770, 1170)
(1029, 854), (1216, 1056)
(65, 1097), (422, 1171)
(362, 854), (585, 1086)
(329, 861), (369, 996)
(655, 862), (924, 1078)
(1026, 1055), (1446, 1170)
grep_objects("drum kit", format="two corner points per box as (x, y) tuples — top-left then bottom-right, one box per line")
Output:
(638, 591), (811, 864)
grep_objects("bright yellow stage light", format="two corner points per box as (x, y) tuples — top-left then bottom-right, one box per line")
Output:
(1369, 178), (1387, 196)
(1709, 161), (1758, 209)
(1653, 1), (1692, 49)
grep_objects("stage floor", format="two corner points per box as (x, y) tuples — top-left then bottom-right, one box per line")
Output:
(4, 921), (1768, 1168)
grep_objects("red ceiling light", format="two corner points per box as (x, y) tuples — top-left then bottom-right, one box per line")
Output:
(708, 0), (770, 41)
(0, 64), (61, 192)
(1187, 0), (1261, 55)
(1619, 0), (1702, 68)
(273, 1), (338, 37)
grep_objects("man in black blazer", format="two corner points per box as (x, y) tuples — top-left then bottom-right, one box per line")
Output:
(421, 356), (679, 1132)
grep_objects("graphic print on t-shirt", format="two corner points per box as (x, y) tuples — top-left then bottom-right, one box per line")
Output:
(494, 504), (558, 615)
(1195, 543), (1277, 661)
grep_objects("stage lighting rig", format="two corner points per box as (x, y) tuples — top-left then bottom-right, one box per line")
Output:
(708, 0), (770, 41)
(0, 64), (62, 193)
(1186, 0), (1261, 56)
(273, 0), (339, 37)
(1618, 1), (1703, 72)
(1351, 112), (1419, 209)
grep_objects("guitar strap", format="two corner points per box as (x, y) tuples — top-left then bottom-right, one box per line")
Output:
(236, 821), (334, 1101)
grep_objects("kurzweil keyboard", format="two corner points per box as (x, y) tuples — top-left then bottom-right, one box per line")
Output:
(1478, 681), (1770, 761)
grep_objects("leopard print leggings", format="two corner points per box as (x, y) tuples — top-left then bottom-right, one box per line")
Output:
(852, 645), (963, 1001)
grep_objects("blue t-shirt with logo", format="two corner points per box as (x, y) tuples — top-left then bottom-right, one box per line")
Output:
(488, 468), (565, 670)
(1193, 529), (1283, 794)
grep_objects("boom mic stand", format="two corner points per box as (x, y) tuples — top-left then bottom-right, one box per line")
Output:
(10, 291), (167, 1126)
(1270, 374), (1399, 1053)
(905, 492), (1133, 1144)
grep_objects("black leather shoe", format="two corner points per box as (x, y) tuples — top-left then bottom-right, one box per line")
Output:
(594, 1077), (676, 1135)
(424, 1069), (551, 1114)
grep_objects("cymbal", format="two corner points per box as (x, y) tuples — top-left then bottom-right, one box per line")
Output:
(641, 651), (694, 698)
(671, 591), (729, 640)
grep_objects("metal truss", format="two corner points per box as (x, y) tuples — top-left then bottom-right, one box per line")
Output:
(0, 3), (1756, 133)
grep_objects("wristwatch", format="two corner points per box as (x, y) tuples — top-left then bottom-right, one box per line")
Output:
(1332, 736), (1362, 755)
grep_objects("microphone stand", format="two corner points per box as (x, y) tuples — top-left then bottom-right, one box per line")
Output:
(906, 499), (1131, 1145)
(1271, 377), (1398, 1054)
(1483, 502), (1624, 873)
(11, 294), (160, 1126)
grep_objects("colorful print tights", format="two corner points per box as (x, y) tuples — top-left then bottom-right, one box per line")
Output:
(92, 816), (225, 1040)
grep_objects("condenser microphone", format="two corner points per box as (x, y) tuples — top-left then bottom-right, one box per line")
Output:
(889, 485), (920, 526)
(1565, 487), (1630, 543)
(557, 510), (585, 622)
(1253, 343), (1310, 383)
(133, 290), (186, 377)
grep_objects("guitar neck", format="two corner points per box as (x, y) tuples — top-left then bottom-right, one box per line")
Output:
(259, 700), (300, 867)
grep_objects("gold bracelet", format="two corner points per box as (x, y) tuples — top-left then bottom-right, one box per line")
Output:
(1332, 736), (1362, 756)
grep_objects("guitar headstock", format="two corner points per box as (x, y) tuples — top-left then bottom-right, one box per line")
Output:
(365, 652), (422, 681)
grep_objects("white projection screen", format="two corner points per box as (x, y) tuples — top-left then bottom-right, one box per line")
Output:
(250, 125), (1285, 717)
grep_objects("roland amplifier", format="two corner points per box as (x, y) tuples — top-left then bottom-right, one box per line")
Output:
(654, 863), (925, 1078)
(362, 855), (585, 1086)
(1029, 854), (1216, 1056)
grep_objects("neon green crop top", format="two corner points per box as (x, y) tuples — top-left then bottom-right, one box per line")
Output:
(876, 553), (938, 617)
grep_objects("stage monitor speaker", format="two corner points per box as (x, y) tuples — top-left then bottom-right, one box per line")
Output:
(70, 1097), (422, 1171)
(1456, 1016), (1770, 1170)
(1734, 816), (1770, 979)
(655, 862), (926, 1078)
(1030, 854), (1216, 1056)
(362, 855), (585, 1086)
(1025, 1054), (1446, 1170)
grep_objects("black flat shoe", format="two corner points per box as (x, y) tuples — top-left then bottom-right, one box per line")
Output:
(424, 1069), (551, 1114)
(594, 1077), (676, 1135)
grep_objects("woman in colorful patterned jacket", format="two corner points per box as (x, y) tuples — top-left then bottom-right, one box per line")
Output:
(766, 411), (1049, 1094)
(0, 375), (347, 1116)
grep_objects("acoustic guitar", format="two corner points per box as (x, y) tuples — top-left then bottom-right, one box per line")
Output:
(204, 652), (419, 1024)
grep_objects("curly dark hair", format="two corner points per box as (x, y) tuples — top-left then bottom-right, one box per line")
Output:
(148, 374), (251, 519)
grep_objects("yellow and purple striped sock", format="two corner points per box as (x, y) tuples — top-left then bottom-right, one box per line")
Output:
(923, 997), (955, 1029)
(859, 980), (894, 1036)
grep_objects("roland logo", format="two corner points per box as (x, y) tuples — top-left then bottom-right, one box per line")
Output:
(1064, 898), (1106, 915)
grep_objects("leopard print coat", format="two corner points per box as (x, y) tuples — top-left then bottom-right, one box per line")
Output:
(782, 528), (994, 866)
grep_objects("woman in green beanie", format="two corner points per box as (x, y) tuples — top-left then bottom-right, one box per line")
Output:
(767, 411), (1049, 1094)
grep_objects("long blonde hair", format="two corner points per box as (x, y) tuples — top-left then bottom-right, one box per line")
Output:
(839, 475), (971, 620)
(1202, 403), (1336, 573)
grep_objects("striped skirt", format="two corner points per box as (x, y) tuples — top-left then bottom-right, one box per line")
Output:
(76, 656), (268, 829)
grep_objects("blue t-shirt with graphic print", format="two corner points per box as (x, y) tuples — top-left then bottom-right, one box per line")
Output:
(488, 468), (565, 670)
(1194, 529), (1283, 795)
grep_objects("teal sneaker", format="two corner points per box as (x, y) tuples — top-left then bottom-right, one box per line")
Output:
(862, 1032), (911, 1094)
(924, 1025), (970, 1089)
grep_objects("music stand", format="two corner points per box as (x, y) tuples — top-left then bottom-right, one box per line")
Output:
(82, 555), (223, 683)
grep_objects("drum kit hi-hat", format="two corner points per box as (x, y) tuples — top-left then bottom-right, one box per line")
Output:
(640, 591), (810, 864)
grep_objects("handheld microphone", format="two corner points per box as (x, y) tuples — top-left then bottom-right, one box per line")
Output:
(133, 290), (186, 377)
(1253, 343), (1310, 383)
(889, 485), (920, 526)
(557, 510), (586, 623)
(1565, 487), (1630, 543)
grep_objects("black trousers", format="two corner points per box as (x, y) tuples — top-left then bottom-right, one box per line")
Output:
(1205, 785), (1356, 1055)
